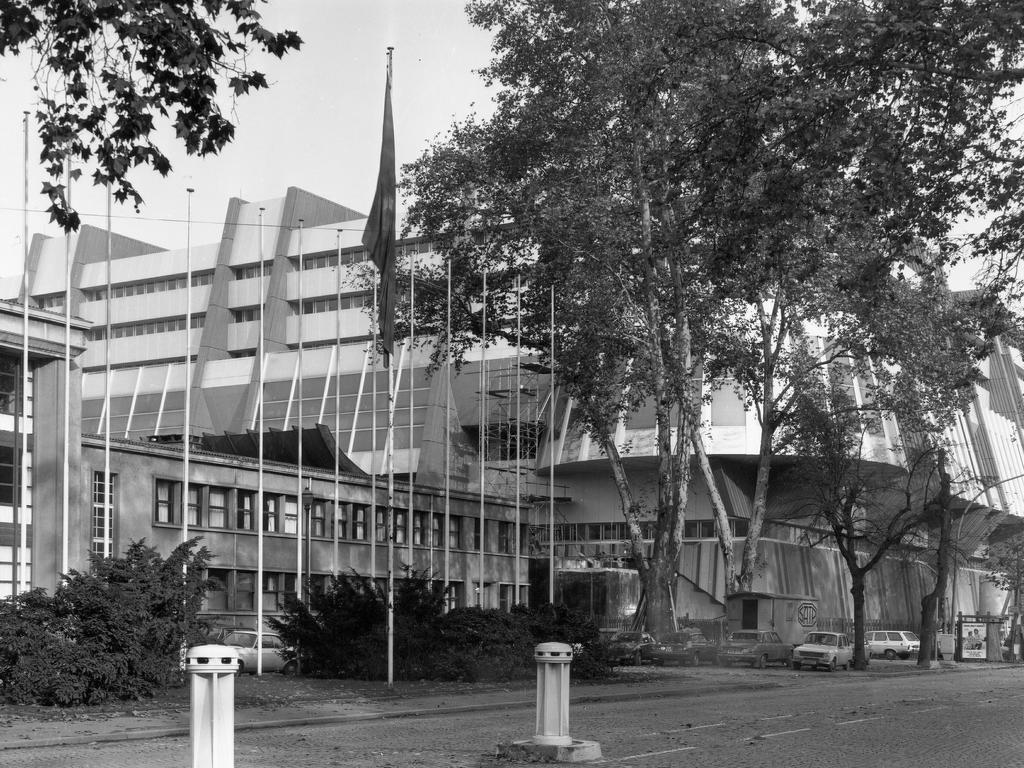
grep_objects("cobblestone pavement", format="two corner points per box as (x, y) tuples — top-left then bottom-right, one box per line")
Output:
(0, 663), (1021, 767)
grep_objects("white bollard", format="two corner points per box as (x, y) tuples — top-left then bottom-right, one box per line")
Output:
(186, 644), (240, 768)
(534, 642), (573, 747)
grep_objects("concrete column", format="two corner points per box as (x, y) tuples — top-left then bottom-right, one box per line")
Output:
(187, 644), (240, 768)
(534, 642), (573, 746)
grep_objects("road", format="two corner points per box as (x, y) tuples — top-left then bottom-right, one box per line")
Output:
(3, 666), (1022, 767)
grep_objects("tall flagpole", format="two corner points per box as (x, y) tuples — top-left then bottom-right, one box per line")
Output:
(387, 341), (396, 687)
(183, 187), (194, 548)
(407, 248), (415, 567)
(62, 155), (72, 576)
(333, 230), (342, 577)
(297, 219), (305, 603)
(548, 285), (555, 604)
(478, 268), (487, 607)
(103, 185), (112, 560)
(371, 282), (378, 581)
(515, 274), (521, 603)
(257, 207), (266, 674)
(443, 259), (451, 603)
(19, 111), (29, 592)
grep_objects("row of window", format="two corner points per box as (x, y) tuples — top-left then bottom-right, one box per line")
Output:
(232, 261), (275, 281)
(154, 480), (526, 554)
(548, 518), (750, 543)
(300, 293), (372, 315)
(83, 272), (214, 301)
(93, 314), (205, 341)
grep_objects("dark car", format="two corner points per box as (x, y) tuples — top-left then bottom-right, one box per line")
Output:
(604, 631), (658, 666)
(647, 628), (713, 666)
(716, 630), (793, 668)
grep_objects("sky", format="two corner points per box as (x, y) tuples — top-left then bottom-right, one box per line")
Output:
(0, 0), (497, 274)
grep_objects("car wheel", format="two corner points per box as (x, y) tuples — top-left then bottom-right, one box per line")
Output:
(828, 658), (837, 672)
(237, 660), (246, 675)
(843, 660), (850, 671)
(692, 652), (701, 666)
(281, 660), (297, 676)
(755, 654), (768, 669)
(791, 661), (801, 670)
(633, 650), (642, 666)
(884, 649), (897, 661)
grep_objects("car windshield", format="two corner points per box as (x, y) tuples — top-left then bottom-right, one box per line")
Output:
(904, 632), (920, 641)
(611, 632), (643, 642)
(805, 633), (837, 646)
(729, 632), (759, 641)
(222, 632), (256, 648)
(660, 632), (690, 643)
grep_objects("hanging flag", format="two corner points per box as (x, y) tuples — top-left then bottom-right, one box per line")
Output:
(363, 55), (397, 363)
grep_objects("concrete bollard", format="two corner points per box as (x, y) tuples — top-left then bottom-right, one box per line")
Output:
(186, 644), (240, 768)
(534, 642), (573, 746)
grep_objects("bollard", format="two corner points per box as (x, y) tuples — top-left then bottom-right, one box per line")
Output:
(534, 642), (573, 747)
(186, 644), (240, 768)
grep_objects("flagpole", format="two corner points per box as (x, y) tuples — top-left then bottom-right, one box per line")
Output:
(333, 230), (342, 577)
(257, 207), (266, 675)
(478, 268), (487, 607)
(548, 285), (555, 604)
(19, 111), (29, 591)
(62, 154), (72, 577)
(515, 274), (521, 604)
(183, 187), (194, 548)
(371, 282), (378, 581)
(407, 248), (415, 568)
(297, 219), (305, 604)
(443, 258), (451, 604)
(387, 348), (395, 688)
(103, 184), (112, 561)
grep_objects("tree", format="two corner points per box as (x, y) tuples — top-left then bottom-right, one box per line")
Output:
(983, 528), (1024, 660)
(403, 0), (1024, 631)
(0, 0), (301, 230)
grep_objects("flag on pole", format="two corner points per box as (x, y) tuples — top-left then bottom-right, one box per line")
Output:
(363, 51), (397, 364)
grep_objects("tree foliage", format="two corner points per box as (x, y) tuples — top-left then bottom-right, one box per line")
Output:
(403, 0), (1024, 626)
(0, 0), (301, 230)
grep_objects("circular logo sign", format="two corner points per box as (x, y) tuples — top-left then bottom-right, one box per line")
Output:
(797, 602), (817, 627)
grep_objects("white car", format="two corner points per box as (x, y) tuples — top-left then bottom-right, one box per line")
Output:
(791, 631), (853, 672)
(220, 630), (296, 674)
(865, 630), (919, 660)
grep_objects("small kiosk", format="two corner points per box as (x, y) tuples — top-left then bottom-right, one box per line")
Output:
(726, 592), (819, 645)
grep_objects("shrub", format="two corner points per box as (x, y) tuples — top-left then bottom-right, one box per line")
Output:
(0, 538), (212, 705)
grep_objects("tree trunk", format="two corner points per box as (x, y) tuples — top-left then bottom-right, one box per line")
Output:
(850, 571), (868, 670)
(692, 426), (737, 594)
(918, 452), (953, 668)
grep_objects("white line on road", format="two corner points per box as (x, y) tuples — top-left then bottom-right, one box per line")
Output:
(617, 746), (698, 761)
(760, 728), (811, 739)
(759, 714), (794, 720)
(837, 716), (883, 725)
(657, 723), (726, 734)
(914, 706), (950, 713)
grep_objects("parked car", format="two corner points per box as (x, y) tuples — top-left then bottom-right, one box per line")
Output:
(717, 630), (793, 668)
(220, 630), (296, 674)
(791, 631), (853, 672)
(865, 630), (919, 660)
(648, 628), (714, 666)
(604, 631), (658, 666)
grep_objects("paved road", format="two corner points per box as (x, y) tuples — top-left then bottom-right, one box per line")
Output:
(3, 666), (1022, 767)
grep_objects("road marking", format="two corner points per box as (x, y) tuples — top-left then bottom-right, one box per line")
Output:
(618, 746), (698, 760)
(759, 714), (793, 720)
(761, 728), (811, 739)
(915, 706), (950, 713)
(837, 716), (883, 725)
(656, 723), (726, 734)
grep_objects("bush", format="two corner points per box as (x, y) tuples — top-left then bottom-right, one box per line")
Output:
(0, 538), (212, 706)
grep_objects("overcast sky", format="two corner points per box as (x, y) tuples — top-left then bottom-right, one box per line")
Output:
(0, 0), (496, 274)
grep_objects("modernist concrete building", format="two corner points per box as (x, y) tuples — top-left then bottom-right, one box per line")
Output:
(6, 185), (1024, 632)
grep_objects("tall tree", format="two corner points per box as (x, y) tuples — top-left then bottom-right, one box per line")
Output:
(0, 0), (301, 230)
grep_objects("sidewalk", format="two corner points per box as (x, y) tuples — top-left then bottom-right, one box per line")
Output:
(0, 659), (1014, 751)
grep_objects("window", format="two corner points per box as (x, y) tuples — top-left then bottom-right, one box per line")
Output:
(263, 573), (296, 611)
(208, 487), (227, 528)
(432, 513), (443, 548)
(264, 496), (278, 533)
(155, 478), (177, 524)
(448, 516), (461, 549)
(394, 511), (407, 545)
(284, 497), (298, 534)
(310, 501), (325, 537)
(232, 307), (260, 323)
(352, 505), (366, 541)
(92, 471), (116, 557)
(472, 517), (481, 550)
(205, 568), (229, 611)
(499, 583), (516, 612)
(335, 502), (348, 539)
(498, 521), (514, 554)
(375, 509), (386, 543)
(236, 571), (255, 611)
(237, 491), (254, 530)
(413, 511), (428, 546)
(187, 484), (201, 527)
